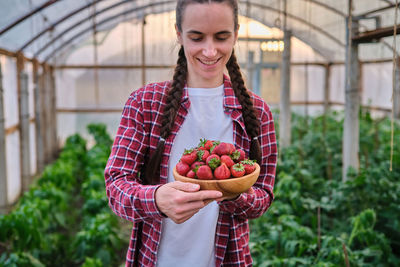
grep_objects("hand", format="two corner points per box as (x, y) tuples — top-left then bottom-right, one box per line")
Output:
(216, 187), (255, 202)
(155, 181), (223, 224)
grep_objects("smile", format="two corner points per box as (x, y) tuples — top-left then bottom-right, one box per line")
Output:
(198, 58), (220, 65)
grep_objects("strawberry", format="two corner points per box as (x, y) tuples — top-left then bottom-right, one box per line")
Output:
(209, 141), (220, 154)
(241, 159), (257, 174)
(196, 165), (213, 180)
(176, 161), (190, 176)
(228, 143), (236, 154)
(197, 149), (210, 162)
(181, 149), (197, 165)
(231, 149), (245, 162)
(191, 161), (205, 170)
(214, 163), (231, 180)
(198, 138), (214, 151)
(186, 169), (196, 178)
(206, 154), (221, 170)
(231, 163), (245, 178)
(221, 155), (235, 168)
(212, 142), (232, 156)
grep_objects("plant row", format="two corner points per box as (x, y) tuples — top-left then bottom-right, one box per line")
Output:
(250, 110), (400, 266)
(0, 124), (127, 267)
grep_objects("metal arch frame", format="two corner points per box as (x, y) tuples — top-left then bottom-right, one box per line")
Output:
(241, 0), (345, 47)
(9, 0), (348, 54)
(40, 0), (347, 61)
(0, 0), (58, 35)
(34, 0), (138, 57)
(6, 0), (398, 61)
(18, 0), (109, 51)
(3, 0), (400, 55)
(43, 0), (176, 61)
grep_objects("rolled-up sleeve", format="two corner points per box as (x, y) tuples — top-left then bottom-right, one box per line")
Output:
(104, 88), (164, 222)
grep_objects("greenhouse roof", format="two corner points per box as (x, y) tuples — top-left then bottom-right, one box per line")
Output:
(0, 0), (400, 63)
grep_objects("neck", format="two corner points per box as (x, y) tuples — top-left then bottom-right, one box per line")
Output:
(186, 74), (224, 88)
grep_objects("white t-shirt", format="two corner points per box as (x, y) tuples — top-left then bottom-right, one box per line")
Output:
(156, 84), (234, 267)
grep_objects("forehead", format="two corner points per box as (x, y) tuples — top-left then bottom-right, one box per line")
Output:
(181, 2), (235, 32)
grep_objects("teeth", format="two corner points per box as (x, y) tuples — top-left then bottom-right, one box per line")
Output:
(201, 59), (218, 65)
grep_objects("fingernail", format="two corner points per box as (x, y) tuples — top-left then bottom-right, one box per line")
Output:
(192, 184), (200, 189)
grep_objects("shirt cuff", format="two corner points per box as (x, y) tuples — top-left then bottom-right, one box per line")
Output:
(138, 184), (167, 220)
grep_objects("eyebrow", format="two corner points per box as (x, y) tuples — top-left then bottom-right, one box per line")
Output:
(187, 30), (232, 35)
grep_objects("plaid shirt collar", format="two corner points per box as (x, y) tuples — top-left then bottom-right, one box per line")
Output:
(180, 74), (242, 110)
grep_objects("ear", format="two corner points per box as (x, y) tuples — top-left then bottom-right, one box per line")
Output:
(175, 24), (183, 45)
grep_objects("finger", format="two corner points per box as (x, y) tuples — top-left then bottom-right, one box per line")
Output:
(215, 193), (239, 202)
(246, 187), (255, 195)
(184, 190), (223, 202)
(170, 181), (200, 192)
(174, 212), (197, 224)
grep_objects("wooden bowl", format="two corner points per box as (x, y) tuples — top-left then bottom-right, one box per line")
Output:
(173, 163), (260, 198)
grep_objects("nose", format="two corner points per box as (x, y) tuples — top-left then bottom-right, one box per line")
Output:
(202, 40), (217, 58)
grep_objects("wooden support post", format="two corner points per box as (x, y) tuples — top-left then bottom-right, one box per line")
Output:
(40, 64), (49, 164)
(33, 59), (44, 172)
(279, 30), (292, 148)
(141, 16), (146, 86)
(50, 66), (58, 157)
(395, 58), (400, 119)
(247, 50), (254, 90)
(343, 16), (360, 181)
(324, 63), (331, 116)
(17, 52), (31, 192)
(0, 61), (8, 208)
(43, 64), (52, 163)
(34, 61), (45, 172)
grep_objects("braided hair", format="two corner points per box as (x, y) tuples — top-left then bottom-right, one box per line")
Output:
(144, 0), (261, 184)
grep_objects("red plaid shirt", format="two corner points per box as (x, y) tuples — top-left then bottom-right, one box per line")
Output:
(104, 75), (277, 266)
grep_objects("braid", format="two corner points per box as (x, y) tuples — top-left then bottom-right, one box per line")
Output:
(144, 46), (187, 184)
(226, 50), (262, 164)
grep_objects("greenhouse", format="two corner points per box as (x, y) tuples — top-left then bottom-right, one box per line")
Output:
(0, 0), (399, 266)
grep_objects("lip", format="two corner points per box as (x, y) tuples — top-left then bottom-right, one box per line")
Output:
(197, 57), (221, 67)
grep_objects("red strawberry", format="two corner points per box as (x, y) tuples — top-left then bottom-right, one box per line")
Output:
(191, 161), (205, 170)
(209, 141), (220, 154)
(220, 155), (235, 168)
(212, 142), (232, 156)
(181, 149), (197, 165)
(196, 165), (213, 180)
(228, 143), (236, 154)
(206, 154), (221, 170)
(241, 159), (257, 174)
(176, 161), (190, 176)
(186, 169), (196, 178)
(198, 138), (213, 151)
(231, 163), (245, 178)
(231, 149), (245, 162)
(197, 149), (210, 162)
(214, 163), (231, 180)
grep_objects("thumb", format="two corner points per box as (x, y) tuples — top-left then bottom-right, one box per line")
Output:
(170, 181), (200, 192)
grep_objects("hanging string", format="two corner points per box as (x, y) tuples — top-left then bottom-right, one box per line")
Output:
(245, 1), (251, 88)
(390, 0), (398, 171)
(304, 63), (309, 122)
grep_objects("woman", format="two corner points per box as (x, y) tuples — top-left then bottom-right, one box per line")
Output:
(104, 0), (277, 266)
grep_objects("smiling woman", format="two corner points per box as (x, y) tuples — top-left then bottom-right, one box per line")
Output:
(175, 2), (238, 88)
(104, 0), (277, 266)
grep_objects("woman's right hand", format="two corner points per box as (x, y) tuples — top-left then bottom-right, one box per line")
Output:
(155, 181), (222, 224)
